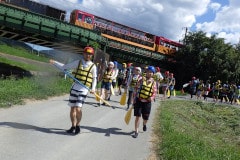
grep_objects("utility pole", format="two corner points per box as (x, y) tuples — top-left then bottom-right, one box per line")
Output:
(182, 27), (188, 44)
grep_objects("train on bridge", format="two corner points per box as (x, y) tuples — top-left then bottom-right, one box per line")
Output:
(70, 10), (183, 56)
(0, 0), (183, 56)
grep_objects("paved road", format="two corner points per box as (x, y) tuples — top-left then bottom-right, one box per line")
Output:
(0, 93), (160, 160)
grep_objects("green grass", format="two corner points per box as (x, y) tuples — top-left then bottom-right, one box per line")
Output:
(0, 56), (49, 71)
(154, 100), (240, 160)
(0, 75), (71, 107)
(0, 43), (71, 107)
(0, 44), (49, 62)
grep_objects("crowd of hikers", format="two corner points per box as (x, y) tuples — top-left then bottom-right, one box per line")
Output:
(185, 77), (240, 105)
(50, 46), (239, 138)
(50, 46), (177, 138)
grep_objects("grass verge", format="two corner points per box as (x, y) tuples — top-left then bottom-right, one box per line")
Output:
(0, 75), (71, 107)
(153, 100), (240, 160)
(0, 44), (49, 62)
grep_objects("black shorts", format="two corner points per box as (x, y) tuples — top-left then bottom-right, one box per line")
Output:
(112, 82), (116, 88)
(134, 98), (151, 120)
(117, 78), (123, 86)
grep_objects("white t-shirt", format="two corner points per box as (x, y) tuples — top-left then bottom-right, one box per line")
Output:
(53, 59), (97, 92)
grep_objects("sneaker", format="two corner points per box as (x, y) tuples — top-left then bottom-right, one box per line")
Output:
(97, 103), (101, 107)
(102, 102), (106, 105)
(66, 126), (75, 133)
(132, 132), (138, 138)
(143, 125), (147, 131)
(75, 126), (80, 134)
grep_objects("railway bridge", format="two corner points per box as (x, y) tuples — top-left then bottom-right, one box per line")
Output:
(0, 3), (168, 65)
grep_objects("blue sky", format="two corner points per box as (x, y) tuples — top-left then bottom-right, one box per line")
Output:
(194, 0), (229, 24)
(33, 0), (239, 50)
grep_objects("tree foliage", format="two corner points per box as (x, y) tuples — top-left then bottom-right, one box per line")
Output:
(173, 31), (240, 88)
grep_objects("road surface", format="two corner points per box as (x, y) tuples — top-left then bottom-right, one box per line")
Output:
(0, 93), (160, 160)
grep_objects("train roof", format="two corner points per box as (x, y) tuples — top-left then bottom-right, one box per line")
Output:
(94, 15), (154, 36)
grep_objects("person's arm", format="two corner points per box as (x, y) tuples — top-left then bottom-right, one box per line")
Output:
(149, 81), (157, 101)
(50, 59), (79, 70)
(91, 65), (97, 92)
(112, 69), (119, 79)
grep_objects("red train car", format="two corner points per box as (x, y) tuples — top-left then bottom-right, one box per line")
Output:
(70, 9), (183, 55)
(70, 10), (95, 30)
(70, 9), (156, 51)
(155, 36), (183, 55)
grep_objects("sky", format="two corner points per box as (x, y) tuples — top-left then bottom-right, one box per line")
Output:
(33, 0), (240, 46)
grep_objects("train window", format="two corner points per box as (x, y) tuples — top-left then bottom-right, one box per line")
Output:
(84, 16), (93, 24)
(78, 13), (83, 21)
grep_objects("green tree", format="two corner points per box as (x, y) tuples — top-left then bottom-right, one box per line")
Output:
(173, 31), (240, 88)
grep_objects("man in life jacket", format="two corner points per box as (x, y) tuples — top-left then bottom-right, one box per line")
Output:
(189, 76), (198, 99)
(161, 71), (169, 100)
(213, 80), (222, 102)
(123, 63), (132, 86)
(132, 66), (157, 138)
(153, 67), (163, 97)
(196, 80), (204, 99)
(117, 63), (127, 95)
(108, 61), (119, 100)
(167, 73), (176, 98)
(99, 61), (115, 105)
(126, 67), (142, 110)
(122, 63), (132, 95)
(50, 46), (97, 135)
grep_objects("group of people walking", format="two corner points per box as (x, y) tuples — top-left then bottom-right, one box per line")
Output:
(188, 77), (240, 105)
(49, 46), (177, 138)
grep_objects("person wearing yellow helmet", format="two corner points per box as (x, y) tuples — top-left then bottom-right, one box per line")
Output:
(167, 73), (176, 98)
(212, 80), (222, 102)
(122, 63), (127, 68)
(49, 46), (97, 135)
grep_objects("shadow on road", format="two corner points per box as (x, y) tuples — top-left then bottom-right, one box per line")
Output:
(0, 122), (134, 137)
(0, 122), (70, 136)
(80, 125), (134, 136)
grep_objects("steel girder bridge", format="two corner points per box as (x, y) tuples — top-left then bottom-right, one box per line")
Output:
(0, 3), (167, 65)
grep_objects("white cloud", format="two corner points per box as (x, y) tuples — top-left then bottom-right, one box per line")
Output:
(32, 0), (238, 45)
(196, 0), (240, 44)
(209, 2), (221, 12)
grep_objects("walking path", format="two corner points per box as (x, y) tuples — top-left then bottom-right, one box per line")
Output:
(0, 92), (160, 160)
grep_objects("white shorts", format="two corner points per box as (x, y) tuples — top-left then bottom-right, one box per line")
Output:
(68, 83), (88, 107)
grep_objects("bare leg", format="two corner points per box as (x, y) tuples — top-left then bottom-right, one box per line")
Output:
(135, 116), (140, 133)
(70, 107), (77, 127)
(76, 107), (82, 126)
